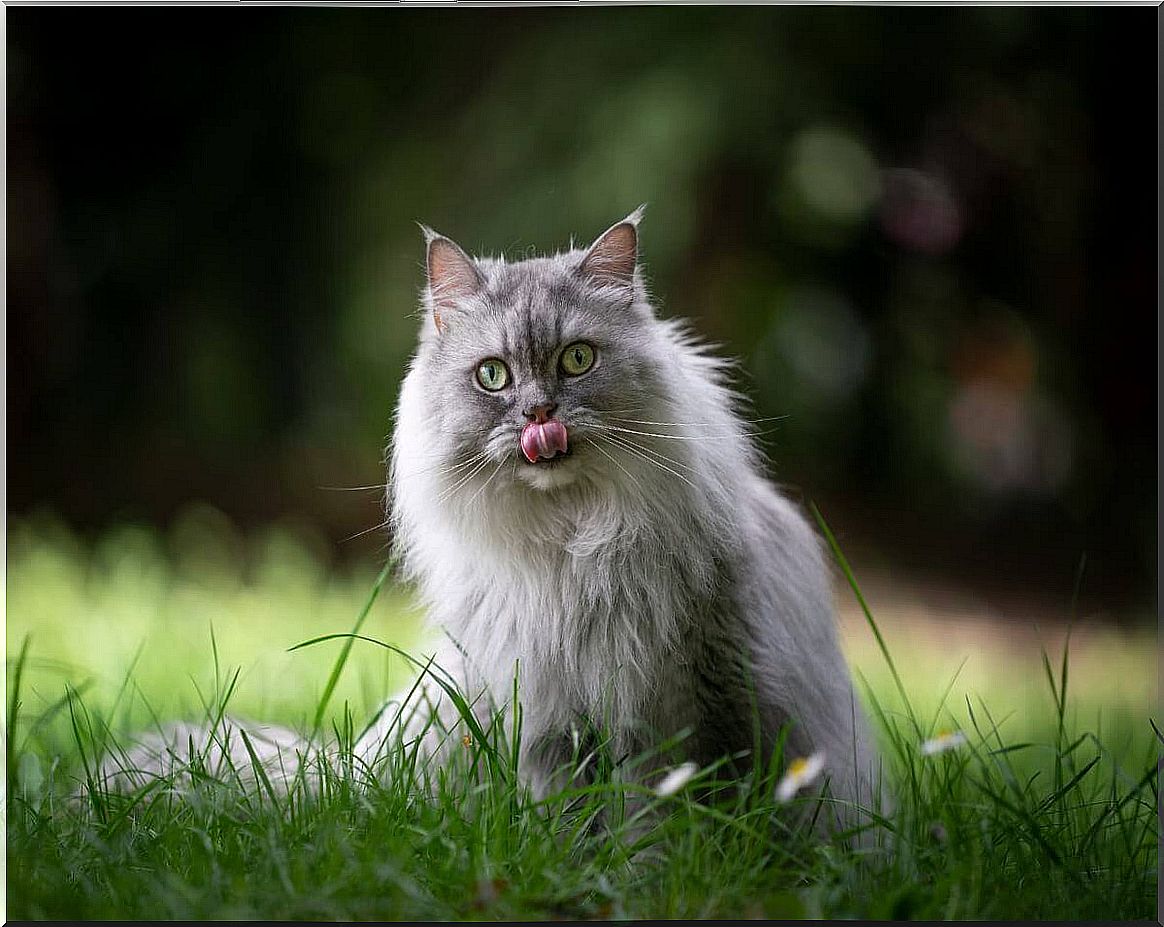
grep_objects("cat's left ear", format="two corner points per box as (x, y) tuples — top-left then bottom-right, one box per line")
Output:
(421, 225), (482, 335)
(577, 205), (645, 290)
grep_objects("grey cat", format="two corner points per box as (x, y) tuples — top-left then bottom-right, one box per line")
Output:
(100, 209), (880, 834)
(356, 207), (880, 823)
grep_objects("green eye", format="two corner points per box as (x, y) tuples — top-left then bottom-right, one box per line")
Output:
(560, 342), (595, 375)
(475, 358), (510, 391)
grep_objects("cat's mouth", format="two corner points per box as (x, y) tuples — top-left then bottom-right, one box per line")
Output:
(519, 420), (570, 465)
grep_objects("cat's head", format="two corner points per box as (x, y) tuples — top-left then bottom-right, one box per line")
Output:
(406, 207), (669, 494)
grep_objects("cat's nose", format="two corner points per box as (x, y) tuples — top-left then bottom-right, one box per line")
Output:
(523, 402), (558, 424)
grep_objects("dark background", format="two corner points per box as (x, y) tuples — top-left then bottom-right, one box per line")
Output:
(8, 8), (1157, 622)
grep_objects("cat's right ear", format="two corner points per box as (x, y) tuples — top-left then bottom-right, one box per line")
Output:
(421, 225), (481, 335)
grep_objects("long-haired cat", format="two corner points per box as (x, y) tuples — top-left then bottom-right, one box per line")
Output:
(356, 207), (880, 824)
(101, 208), (880, 835)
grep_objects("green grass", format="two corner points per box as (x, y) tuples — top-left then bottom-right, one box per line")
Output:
(6, 511), (1159, 920)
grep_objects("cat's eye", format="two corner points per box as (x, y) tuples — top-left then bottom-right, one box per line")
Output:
(475, 358), (510, 391)
(560, 342), (595, 376)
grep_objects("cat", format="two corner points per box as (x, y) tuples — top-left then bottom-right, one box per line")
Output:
(98, 208), (881, 836)
(354, 207), (881, 823)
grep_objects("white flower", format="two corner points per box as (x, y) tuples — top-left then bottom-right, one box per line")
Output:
(654, 761), (699, 797)
(775, 752), (826, 803)
(920, 729), (968, 756)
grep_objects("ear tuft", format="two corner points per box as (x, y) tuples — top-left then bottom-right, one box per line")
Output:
(578, 208), (645, 288)
(622, 203), (647, 227)
(425, 233), (481, 334)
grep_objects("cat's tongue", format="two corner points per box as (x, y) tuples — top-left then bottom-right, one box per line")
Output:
(520, 420), (568, 463)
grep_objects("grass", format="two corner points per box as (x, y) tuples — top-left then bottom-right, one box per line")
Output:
(5, 510), (1159, 920)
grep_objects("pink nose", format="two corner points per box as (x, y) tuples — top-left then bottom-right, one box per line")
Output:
(524, 402), (558, 424)
(520, 419), (568, 463)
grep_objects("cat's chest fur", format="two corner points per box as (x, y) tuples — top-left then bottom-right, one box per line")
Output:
(407, 477), (729, 741)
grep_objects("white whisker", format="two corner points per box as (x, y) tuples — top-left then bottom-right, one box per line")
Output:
(610, 415), (789, 429)
(433, 456), (493, 506)
(597, 431), (699, 476)
(463, 458), (507, 507)
(394, 451), (490, 481)
(601, 405), (788, 429)
(587, 438), (648, 496)
(586, 425), (700, 473)
(602, 423), (781, 441)
(594, 434), (699, 491)
(338, 519), (391, 544)
(598, 424), (735, 442)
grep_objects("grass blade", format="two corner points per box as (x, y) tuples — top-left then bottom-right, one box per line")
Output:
(1036, 755), (1100, 814)
(292, 631), (498, 772)
(307, 556), (396, 740)
(7, 635), (32, 791)
(237, 727), (282, 809)
(811, 503), (920, 738)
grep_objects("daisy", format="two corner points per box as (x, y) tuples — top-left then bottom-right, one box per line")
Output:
(920, 729), (967, 756)
(775, 752), (825, 803)
(654, 761), (699, 797)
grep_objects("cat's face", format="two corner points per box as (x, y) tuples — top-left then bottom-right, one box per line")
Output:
(412, 212), (662, 493)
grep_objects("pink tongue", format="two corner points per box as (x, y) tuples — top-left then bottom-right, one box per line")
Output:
(520, 420), (569, 463)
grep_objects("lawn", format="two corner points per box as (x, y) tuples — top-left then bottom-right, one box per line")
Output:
(6, 510), (1158, 920)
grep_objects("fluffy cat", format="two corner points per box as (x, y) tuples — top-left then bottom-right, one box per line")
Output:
(355, 208), (879, 822)
(100, 209), (880, 835)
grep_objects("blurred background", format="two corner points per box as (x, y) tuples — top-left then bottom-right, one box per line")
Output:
(6, 8), (1156, 733)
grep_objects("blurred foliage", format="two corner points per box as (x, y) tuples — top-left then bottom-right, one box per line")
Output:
(7, 7), (1156, 614)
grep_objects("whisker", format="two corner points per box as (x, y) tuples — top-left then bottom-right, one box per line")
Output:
(317, 484), (385, 493)
(434, 456), (493, 506)
(601, 423), (781, 441)
(394, 451), (490, 481)
(594, 434), (699, 491)
(339, 519), (391, 544)
(609, 415), (790, 428)
(586, 426), (693, 475)
(595, 430), (699, 475)
(432, 462), (486, 504)
(587, 438), (648, 496)
(599, 431), (692, 471)
(598, 435), (699, 491)
(463, 458), (506, 508)
(435, 462), (491, 506)
(601, 405), (788, 428)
